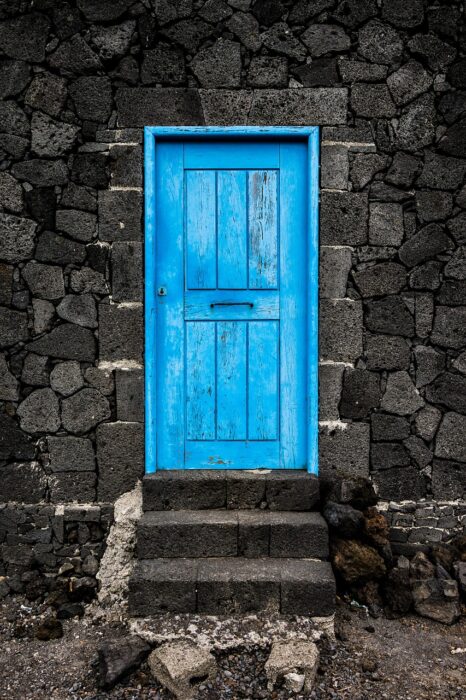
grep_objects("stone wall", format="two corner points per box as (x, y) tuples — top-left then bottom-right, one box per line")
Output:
(1, 0), (466, 590)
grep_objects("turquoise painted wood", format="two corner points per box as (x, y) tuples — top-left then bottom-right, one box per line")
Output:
(145, 127), (320, 473)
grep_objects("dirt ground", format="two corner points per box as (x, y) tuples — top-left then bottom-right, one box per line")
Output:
(0, 597), (465, 700)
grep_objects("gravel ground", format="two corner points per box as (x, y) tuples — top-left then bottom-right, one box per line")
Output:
(0, 597), (465, 699)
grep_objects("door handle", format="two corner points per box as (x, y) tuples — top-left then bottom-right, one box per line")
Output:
(210, 302), (254, 308)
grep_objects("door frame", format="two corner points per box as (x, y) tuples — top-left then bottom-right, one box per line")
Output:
(144, 126), (320, 474)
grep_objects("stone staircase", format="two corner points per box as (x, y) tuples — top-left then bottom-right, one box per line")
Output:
(129, 471), (335, 617)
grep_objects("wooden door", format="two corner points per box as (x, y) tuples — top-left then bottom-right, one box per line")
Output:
(153, 139), (308, 469)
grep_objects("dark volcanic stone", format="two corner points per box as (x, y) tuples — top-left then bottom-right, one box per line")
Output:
(351, 84), (396, 118)
(25, 72), (68, 118)
(387, 60), (432, 107)
(31, 113), (79, 158)
(25, 188), (56, 229)
(408, 33), (456, 71)
(409, 261), (442, 291)
(28, 324), (96, 362)
(0, 13), (50, 62)
(90, 21), (135, 62)
(0, 101), (29, 136)
(381, 0), (424, 28)
(417, 151), (466, 190)
(0, 213), (36, 263)
(358, 20), (403, 66)
(227, 12), (261, 51)
(12, 160), (68, 187)
(69, 77), (112, 122)
(435, 412), (466, 464)
(292, 57), (339, 87)
(248, 56), (288, 87)
(35, 232), (86, 265)
(426, 373), (466, 415)
(0, 414), (34, 460)
(154, 0), (193, 25)
(116, 88), (204, 127)
(323, 502), (365, 539)
(2, 462), (45, 502)
(439, 118), (466, 159)
(301, 24), (350, 57)
(261, 22), (307, 61)
(99, 304), (143, 362)
(398, 224), (452, 268)
(394, 94), (435, 152)
(331, 0), (378, 28)
(61, 388), (111, 434)
(448, 58), (466, 90)
(437, 281), (466, 306)
(97, 422), (144, 501)
(385, 152), (422, 188)
(320, 192), (368, 245)
(0, 307), (28, 347)
(340, 368), (381, 419)
(0, 59), (30, 98)
(71, 154), (109, 189)
(371, 414), (410, 442)
(432, 459), (466, 500)
(162, 19), (212, 53)
(431, 306), (466, 349)
(141, 46), (186, 85)
(365, 297), (414, 337)
(49, 35), (102, 74)
(35, 618), (63, 641)
(77, 0), (135, 22)
(371, 442), (410, 470)
(252, 0), (285, 25)
(416, 191), (452, 223)
(97, 636), (150, 690)
(191, 39), (242, 88)
(365, 334), (410, 370)
(373, 467), (426, 501)
(56, 209), (97, 243)
(353, 263), (406, 297)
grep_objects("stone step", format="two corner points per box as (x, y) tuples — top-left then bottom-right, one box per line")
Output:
(137, 510), (329, 559)
(142, 471), (320, 512)
(129, 558), (335, 616)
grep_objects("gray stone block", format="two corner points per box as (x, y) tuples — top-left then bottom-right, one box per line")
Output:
(426, 372), (466, 415)
(301, 23), (350, 56)
(116, 369), (143, 422)
(320, 247), (352, 299)
(35, 231), (87, 265)
(21, 353), (49, 386)
(269, 512), (329, 558)
(141, 46), (186, 86)
(417, 151), (466, 190)
(25, 72), (67, 118)
(371, 442), (410, 470)
(129, 559), (198, 615)
(321, 192), (368, 246)
(238, 511), (269, 557)
(85, 366), (114, 396)
(338, 59), (388, 83)
(48, 472), (96, 503)
(431, 306), (466, 349)
(280, 559), (336, 616)
(350, 154), (388, 191)
(319, 423), (370, 479)
(200, 89), (253, 125)
(70, 268), (108, 295)
(0, 353), (19, 400)
(260, 22), (306, 61)
(47, 436), (96, 472)
(97, 422), (144, 501)
(109, 145), (142, 188)
(0, 13), (50, 62)
(373, 466), (426, 501)
(320, 145), (349, 190)
(249, 88), (348, 126)
(351, 83), (396, 118)
(319, 363), (344, 421)
(320, 299), (363, 362)
(414, 404), (442, 443)
(371, 414), (410, 442)
(0, 171), (23, 213)
(340, 368), (381, 420)
(111, 242), (143, 302)
(226, 472), (266, 509)
(365, 296), (414, 337)
(31, 112), (79, 158)
(387, 60), (432, 107)
(99, 304), (143, 362)
(116, 88), (204, 127)
(358, 20), (403, 65)
(137, 511), (238, 558)
(69, 76), (112, 122)
(435, 413), (466, 463)
(265, 473), (320, 511)
(197, 558), (281, 614)
(143, 472), (227, 511)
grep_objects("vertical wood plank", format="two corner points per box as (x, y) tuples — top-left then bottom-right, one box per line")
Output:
(217, 321), (247, 439)
(186, 170), (217, 289)
(248, 321), (279, 440)
(248, 170), (278, 289)
(186, 322), (216, 440)
(155, 142), (185, 468)
(279, 142), (307, 468)
(218, 171), (248, 289)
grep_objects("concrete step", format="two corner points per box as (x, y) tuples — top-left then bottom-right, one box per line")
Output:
(137, 510), (329, 559)
(142, 471), (320, 512)
(129, 558), (335, 616)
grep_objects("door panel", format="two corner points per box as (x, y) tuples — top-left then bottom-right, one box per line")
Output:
(155, 140), (308, 469)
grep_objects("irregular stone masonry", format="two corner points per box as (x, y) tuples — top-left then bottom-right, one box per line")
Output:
(0, 0), (466, 588)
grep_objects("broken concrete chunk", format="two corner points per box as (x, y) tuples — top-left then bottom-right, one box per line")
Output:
(265, 640), (319, 694)
(148, 641), (216, 700)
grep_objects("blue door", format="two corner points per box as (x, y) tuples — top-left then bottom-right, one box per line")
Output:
(149, 136), (313, 470)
